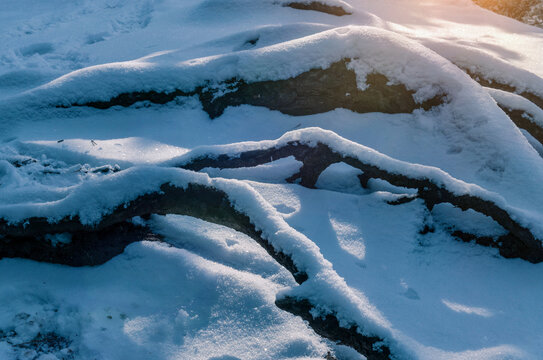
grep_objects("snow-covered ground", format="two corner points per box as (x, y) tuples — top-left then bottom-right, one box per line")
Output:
(0, 0), (542, 359)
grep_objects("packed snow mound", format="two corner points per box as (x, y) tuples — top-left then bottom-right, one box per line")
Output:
(5, 26), (468, 107)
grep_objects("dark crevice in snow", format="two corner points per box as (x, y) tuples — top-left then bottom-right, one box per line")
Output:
(276, 297), (391, 360)
(452, 230), (498, 248)
(240, 35), (260, 49)
(283, 2), (352, 16)
(418, 223), (436, 236)
(70, 60), (445, 119)
(8, 156), (37, 167)
(384, 193), (418, 206)
(176, 138), (543, 263)
(71, 88), (196, 110)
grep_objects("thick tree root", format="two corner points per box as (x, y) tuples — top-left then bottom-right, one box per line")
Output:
(72, 60), (444, 119)
(476, 78), (543, 148)
(283, 1), (352, 16)
(466, 70), (543, 111)
(499, 106), (543, 146)
(176, 141), (543, 263)
(276, 297), (392, 360)
(0, 222), (160, 266)
(0, 183), (308, 284)
(0, 182), (392, 358)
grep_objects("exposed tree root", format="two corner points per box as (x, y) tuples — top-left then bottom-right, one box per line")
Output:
(0, 222), (160, 266)
(477, 81), (543, 149)
(176, 141), (543, 263)
(466, 70), (543, 111)
(0, 182), (393, 359)
(72, 60), (444, 119)
(0, 183), (308, 284)
(78, 88), (194, 111)
(3, 133), (541, 357)
(276, 297), (391, 360)
(499, 106), (543, 146)
(3, 129), (542, 357)
(283, 1), (352, 16)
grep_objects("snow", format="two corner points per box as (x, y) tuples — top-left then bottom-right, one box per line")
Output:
(316, 162), (367, 195)
(2, 127), (542, 357)
(0, 239), (332, 360)
(520, 129), (543, 157)
(0, 166), (210, 225)
(250, 181), (543, 360)
(278, 0), (354, 12)
(1, 0), (543, 359)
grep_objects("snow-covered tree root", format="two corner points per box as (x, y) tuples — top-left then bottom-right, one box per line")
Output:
(169, 128), (543, 263)
(275, 297), (391, 360)
(0, 182), (307, 283)
(0, 221), (160, 266)
(0, 170), (396, 360)
(500, 107), (543, 147)
(486, 88), (543, 148)
(73, 60), (443, 119)
(467, 70), (543, 111)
